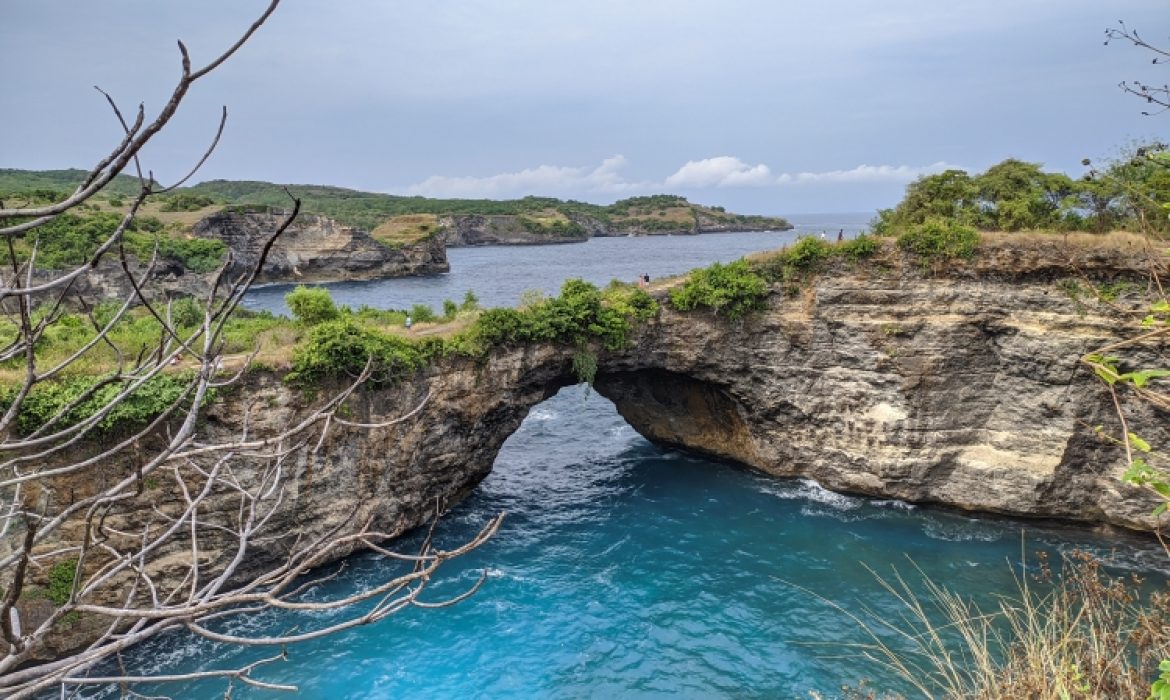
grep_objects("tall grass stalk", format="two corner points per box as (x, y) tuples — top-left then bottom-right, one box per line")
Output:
(796, 550), (1170, 699)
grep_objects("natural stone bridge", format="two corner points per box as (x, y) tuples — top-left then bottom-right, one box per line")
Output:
(209, 240), (1167, 583)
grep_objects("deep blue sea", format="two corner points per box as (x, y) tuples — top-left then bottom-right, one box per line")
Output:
(87, 215), (1170, 698)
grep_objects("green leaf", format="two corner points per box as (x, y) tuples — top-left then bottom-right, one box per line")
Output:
(1151, 300), (1170, 313)
(1126, 369), (1170, 388)
(1129, 432), (1153, 453)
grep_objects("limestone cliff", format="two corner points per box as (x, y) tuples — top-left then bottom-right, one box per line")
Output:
(438, 210), (792, 246)
(439, 214), (589, 247)
(170, 239), (1170, 571)
(12, 238), (1168, 661)
(194, 209), (449, 284)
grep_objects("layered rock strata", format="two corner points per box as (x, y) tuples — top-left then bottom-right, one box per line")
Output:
(194, 209), (448, 284)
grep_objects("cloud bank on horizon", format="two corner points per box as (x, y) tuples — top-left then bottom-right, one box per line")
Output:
(406, 156), (962, 200)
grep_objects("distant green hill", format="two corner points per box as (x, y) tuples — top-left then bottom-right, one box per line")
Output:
(0, 169), (791, 233)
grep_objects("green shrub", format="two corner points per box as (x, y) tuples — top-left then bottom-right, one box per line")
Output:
(442, 299), (458, 320)
(461, 290), (480, 311)
(409, 304), (437, 323)
(783, 236), (832, 271)
(669, 260), (767, 320)
(159, 193), (216, 212)
(3, 373), (199, 438)
(286, 286), (340, 326)
(46, 558), (78, 605)
(838, 233), (881, 261)
(288, 317), (424, 387)
(897, 218), (980, 259)
(170, 298), (203, 328)
(468, 278), (648, 351)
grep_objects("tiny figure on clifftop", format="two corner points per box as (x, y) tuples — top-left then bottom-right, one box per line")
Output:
(405, 314), (413, 332)
(837, 229), (844, 242)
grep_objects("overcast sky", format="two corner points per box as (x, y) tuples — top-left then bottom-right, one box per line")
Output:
(2, 1), (1166, 215)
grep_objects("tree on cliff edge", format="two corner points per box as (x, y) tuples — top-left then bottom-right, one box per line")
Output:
(0, 3), (498, 696)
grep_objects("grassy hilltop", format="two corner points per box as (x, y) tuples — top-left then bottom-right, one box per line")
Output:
(0, 169), (791, 238)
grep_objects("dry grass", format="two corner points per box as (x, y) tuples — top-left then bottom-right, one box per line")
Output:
(89, 200), (221, 230)
(801, 550), (1170, 700)
(978, 229), (1161, 252)
(370, 213), (440, 246)
(613, 205), (695, 224)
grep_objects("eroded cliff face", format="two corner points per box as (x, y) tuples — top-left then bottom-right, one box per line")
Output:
(198, 239), (1168, 561)
(194, 210), (449, 284)
(11, 240), (1167, 660)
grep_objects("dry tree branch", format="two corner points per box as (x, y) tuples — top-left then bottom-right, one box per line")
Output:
(0, 1), (500, 697)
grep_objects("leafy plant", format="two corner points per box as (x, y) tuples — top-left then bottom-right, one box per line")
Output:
(669, 260), (767, 320)
(287, 317), (424, 387)
(896, 218), (979, 259)
(286, 286), (340, 326)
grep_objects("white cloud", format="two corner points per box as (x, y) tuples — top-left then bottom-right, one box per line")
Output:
(402, 156), (964, 199)
(775, 161), (962, 185)
(665, 156), (774, 188)
(404, 154), (646, 198)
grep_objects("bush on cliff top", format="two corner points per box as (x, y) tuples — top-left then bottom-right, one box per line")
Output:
(669, 260), (767, 321)
(287, 316), (425, 387)
(469, 278), (657, 351)
(897, 218), (979, 259)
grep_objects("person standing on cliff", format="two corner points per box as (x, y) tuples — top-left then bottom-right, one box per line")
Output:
(405, 314), (413, 332)
(837, 229), (844, 242)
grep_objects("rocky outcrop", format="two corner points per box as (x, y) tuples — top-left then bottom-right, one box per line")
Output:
(12, 239), (1167, 663)
(185, 240), (1170, 556)
(439, 211), (792, 245)
(194, 209), (448, 284)
(439, 214), (588, 247)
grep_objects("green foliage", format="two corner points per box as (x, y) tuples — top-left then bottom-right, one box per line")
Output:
(170, 298), (204, 328)
(572, 349), (598, 386)
(518, 216), (586, 238)
(874, 158), (1138, 234)
(469, 278), (652, 351)
(838, 233), (881, 262)
(608, 194), (690, 215)
(287, 317), (424, 387)
(159, 193), (216, 212)
(1151, 660), (1170, 700)
(442, 299), (458, 320)
(46, 558), (78, 606)
(669, 260), (767, 320)
(286, 286), (340, 326)
(461, 290), (480, 311)
(896, 218), (979, 259)
(2, 373), (198, 438)
(0, 210), (226, 272)
(783, 236), (833, 270)
(409, 304), (437, 323)
(131, 235), (227, 273)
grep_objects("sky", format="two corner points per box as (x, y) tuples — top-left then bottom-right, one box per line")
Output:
(1, 1), (1167, 215)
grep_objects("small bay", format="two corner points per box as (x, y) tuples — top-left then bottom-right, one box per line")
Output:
(101, 215), (1168, 698)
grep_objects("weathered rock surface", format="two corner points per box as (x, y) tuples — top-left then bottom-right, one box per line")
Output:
(194, 209), (448, 284)
(192, 240), (1170, 570)
(12, 240), (1169, 664)
(438, 211), (792, 246)
(439, 214), (588, 247)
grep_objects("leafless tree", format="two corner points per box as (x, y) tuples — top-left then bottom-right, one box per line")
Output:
(1106, 21), (1170, 116)
(0, 3), (500, 697)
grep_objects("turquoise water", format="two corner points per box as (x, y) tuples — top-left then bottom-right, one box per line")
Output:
(78, 221), (1167, 698)
(99, 391), (1166, 699)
